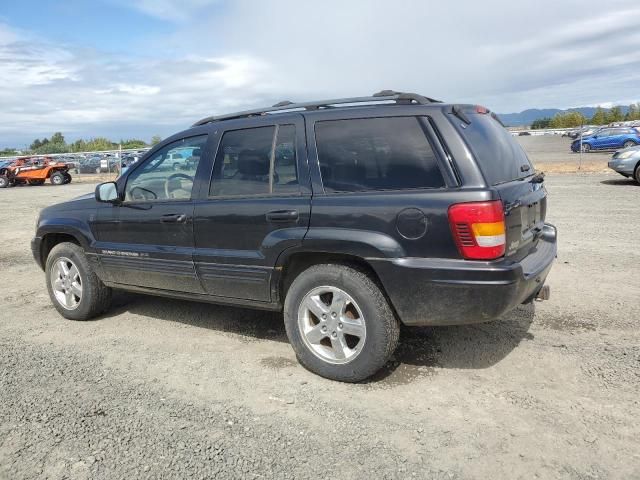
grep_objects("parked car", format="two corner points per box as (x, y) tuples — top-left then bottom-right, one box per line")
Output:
(32, 91), (557, 382)
(571, 127), (640, 152)
(566, 125), (599, 139)
(76, 158), (101, 174)
(608, 146), (640, 183)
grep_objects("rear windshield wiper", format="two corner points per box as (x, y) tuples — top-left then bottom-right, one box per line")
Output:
(530, 171), (545, 183)
(451, 105), (471, 125)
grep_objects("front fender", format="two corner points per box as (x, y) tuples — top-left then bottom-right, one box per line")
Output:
(36, 217), (95, 250)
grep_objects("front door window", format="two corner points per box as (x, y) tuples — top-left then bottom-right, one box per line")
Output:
(125, 135), (207, 202)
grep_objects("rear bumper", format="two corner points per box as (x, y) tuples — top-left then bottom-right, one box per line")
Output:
(369, 223), (558, 326)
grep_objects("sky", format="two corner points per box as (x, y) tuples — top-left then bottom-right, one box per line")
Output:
(1, 0), (639, 147)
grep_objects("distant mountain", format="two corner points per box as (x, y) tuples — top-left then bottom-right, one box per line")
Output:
(497, 106), (630, 127)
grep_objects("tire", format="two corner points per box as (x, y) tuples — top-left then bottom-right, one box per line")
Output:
(0, 175), (8, 188)
(634, 165), (640, 184)
(63, 173), (72, 184)
(45, 242), (112, 320)
(28, 179), (45, 186)
(50, 172), (65, 185)
(284, 264), (400, 382)
(623, 140), (636, 149)
(581, 143), (591, 153)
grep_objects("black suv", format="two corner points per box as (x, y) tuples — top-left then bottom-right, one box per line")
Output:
(32, 91), (557, 382)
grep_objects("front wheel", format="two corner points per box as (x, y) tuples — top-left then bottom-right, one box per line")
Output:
(45, 242), (112, 320)
(581, 143), (591, 152)
(634, 165), (640, 184)
(284, 264), (400, 382)
(0, 175), (9, 188)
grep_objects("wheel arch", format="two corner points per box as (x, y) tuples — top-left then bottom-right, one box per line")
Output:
(40, 232), (82, 267)
(274, 250), (401, 321)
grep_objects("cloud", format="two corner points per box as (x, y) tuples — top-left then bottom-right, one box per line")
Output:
(0, 23), (276, 146)
(2, 0), (640, 146)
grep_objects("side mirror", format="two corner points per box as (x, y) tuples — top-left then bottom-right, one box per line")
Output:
(95, 182), (120, 203)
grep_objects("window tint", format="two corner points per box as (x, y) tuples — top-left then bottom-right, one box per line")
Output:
(209, 125), (299, 196)
(125, 135), (207, 202)
(273, 125), (299, 193)
(315, 117), (444, 193)
(210, 127), (274, 196)
(450, 112), (532, 185)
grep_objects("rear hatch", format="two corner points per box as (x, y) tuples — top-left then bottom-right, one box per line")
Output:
(449, 106), (547, 260)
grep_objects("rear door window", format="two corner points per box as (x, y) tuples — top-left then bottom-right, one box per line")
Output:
(450, 112), (533, 185)
(314, 117), (444, 193)
(209, 124), (299, 197)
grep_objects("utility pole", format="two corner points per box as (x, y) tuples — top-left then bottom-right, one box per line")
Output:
(578, 120), (583, 171)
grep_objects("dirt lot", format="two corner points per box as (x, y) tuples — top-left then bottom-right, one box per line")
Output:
(515, 135), (613, 173)
(1, 173), (639, 479)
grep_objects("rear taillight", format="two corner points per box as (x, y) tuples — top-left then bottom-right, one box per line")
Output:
(448, 201), (505, 260)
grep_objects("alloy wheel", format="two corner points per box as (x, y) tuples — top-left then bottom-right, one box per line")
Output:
(50, 256), (83, 310)
(297, 286), (366, 364)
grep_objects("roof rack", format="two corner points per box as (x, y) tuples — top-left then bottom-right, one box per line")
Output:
(192, 90), (441, 126)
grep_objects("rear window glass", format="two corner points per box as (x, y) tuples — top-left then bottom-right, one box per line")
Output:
(315, 117), (444, 193)
(451, 113), (533, 185)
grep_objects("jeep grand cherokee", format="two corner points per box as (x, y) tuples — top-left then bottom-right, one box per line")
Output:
(32, 91), (557, 382)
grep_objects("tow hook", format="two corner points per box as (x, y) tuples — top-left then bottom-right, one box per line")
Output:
(535, 285), (551, 302)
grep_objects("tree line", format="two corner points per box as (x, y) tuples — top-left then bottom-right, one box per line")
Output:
(1, 133), (163, 157)
(531, 104), (640, 129)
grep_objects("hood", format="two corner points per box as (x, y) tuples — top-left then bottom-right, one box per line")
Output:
(73, 192), (95, 201)
(41, 190), (96, 217)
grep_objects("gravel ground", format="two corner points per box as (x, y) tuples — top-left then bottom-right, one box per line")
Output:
(1, 173), (639, 479)
(515, 135), (610, 163)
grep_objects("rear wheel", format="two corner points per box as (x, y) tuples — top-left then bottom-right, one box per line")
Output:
(50, 172), (65, 185)
(45, 242), (112, 320)
(284, 264), (400, 382)
(28, 179), (45, 186)
(0, 175), (9, 188)
(581, 143), (591, 152)
(623, 140), (636, 149)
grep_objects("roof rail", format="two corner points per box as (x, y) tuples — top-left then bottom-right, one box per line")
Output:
(192, 90), (441, 126)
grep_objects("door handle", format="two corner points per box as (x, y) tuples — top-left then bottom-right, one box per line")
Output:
(160, 213), (187, 223)
(266, 210), (299, 222)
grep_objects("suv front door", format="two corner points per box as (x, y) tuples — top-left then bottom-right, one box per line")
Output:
(192, 115), (310, 302)
(94, 134), (210, 293)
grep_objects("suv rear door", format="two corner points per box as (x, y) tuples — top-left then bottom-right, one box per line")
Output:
(192, 114), (310, 302)
(448, 109), (547, 260)
(305, 111), (463, 260)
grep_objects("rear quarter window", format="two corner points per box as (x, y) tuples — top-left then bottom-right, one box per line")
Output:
(451, 112), (533, 185)
(314, 116), (445, 193)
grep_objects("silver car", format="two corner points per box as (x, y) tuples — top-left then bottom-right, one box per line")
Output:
(608, 146), (640, 183)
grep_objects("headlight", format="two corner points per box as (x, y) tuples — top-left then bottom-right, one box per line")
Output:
(616, 151), (635, 159)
